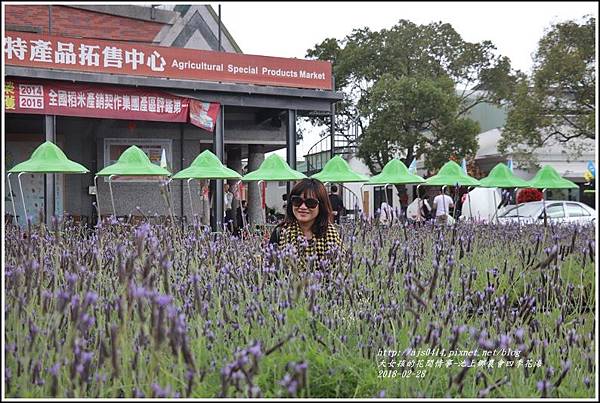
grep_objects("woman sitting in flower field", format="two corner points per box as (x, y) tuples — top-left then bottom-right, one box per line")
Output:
(268, 178), (341, 261)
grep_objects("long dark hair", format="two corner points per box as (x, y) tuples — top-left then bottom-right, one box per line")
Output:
(284, 178), (333, 237)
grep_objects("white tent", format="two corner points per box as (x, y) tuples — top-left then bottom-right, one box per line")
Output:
(460, 187), (503, 223)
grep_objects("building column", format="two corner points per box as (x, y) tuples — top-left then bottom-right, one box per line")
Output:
(286, 109), (297, 196)
(211, 106), (225, 231)
(179, 123), (185, 224)
(227, 146), (242, 228)
(330, 76), (336, 160)
(45, 115), (55, 225)
(247, 145), (265, 225)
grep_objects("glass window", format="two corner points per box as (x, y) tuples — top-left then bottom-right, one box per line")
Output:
(543, 204), (565, 219)
(502, 202), (542, 217)
(565, 203), (590, 217)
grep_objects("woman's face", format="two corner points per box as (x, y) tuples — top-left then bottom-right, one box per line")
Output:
(292, 191), (320, 226)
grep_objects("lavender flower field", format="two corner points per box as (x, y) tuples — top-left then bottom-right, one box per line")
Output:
(3, 219), (596, 398)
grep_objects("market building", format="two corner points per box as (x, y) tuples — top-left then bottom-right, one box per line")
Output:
(4, 4), (342, 227)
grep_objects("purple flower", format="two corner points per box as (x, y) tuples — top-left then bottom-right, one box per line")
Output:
(499, 334), (510, 349)
(514, 328), (525, 341)
(287, 380), (298, 395)
(79, 314), (95, 332)
(66, 272), (78, 286)
(248, 341), (262, 358)
(81, 351), (94, 364)
(536, 379), (551, 394)
(156, 294), (173, 307)
(84, 292), (98, 307)
(49, 363), (60, 376)
(221, 364), (232, 378)
(131, 285), (147, 299)
(296, 361), (308, 372)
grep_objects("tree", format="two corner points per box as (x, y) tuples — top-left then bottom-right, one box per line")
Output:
(306, 20), (516, 175)
(499, 16), (595, 166)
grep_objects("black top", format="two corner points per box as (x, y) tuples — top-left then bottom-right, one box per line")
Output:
(329, 193), (345, 214)
(268, 224), (282, 245)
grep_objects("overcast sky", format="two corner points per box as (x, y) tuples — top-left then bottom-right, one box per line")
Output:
(200, 2), (598, 160)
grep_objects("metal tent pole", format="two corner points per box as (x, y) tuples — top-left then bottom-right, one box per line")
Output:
(492, 188), (499, 224)
(452, 184), (460, 221)
(108, 175), (117, 217)
(514, 188), (521, 225)
(359, 183), (366, 222)
(258, 180), (266, 225)
(94, 175), (101, 225)
(163, 178), (176, 224)
(187, 178), (195, 218)
(467, 186), (474, 221)
(287, 109), (297, 197)
(542, 188), (547, 227)
(7, 173), (18, 225)
(17, 172), (28, 225)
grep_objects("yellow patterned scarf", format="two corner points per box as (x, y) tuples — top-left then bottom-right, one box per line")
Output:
(278, 221), (342, 262)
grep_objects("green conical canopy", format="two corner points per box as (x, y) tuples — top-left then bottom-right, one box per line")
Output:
(368, 159), (424, 185)
(527, 165), (579, 189)
(172, 150), (241, 179)
(311, 155), (369, 183)
(424, 160), (480, 186)
(96, 145), (171, 176)
(479, 163), (530, 188)
(242, 154), (307, 181)
(8, 141), (89, 174)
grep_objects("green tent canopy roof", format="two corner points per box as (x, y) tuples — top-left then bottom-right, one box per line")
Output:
(96, 145), (171, 176)
(368, 159), (424, 185)
(527, 165), (579, 189)
(424, 160), (480, 187)
(310, 155), (369, 183)
(8, 141), (89, 174)
(242, 154), (307, 181)
(172, 150), (242, 180)
(479, 163), (530, 188)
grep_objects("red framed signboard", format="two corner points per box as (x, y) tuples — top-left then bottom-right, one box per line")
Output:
(5, 78), (189, 122)
(4, 31), (333, 90)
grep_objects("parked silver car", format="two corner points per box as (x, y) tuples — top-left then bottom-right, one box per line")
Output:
(497, 201), (596, 225)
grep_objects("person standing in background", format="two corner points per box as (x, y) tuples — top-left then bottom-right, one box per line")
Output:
(432, 188), (454, 225)
(328, 185), (345, 224)
(223, 183), (235, 232)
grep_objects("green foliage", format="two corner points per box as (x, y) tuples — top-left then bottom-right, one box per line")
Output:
(306, 20), (516, 173)
(499, 16), (595, 167)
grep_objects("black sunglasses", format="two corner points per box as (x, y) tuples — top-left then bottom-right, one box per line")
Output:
(290, 195), (319, 209)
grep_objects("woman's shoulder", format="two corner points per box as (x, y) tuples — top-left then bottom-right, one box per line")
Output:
(325, 222), (341, 239)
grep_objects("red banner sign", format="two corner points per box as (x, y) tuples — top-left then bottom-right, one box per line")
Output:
(189, 99), (220, 132)
(4, 78), (189, 122)
(4, 31), (333, 90)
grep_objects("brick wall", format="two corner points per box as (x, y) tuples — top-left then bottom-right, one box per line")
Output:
(5, 5), (165, 43)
